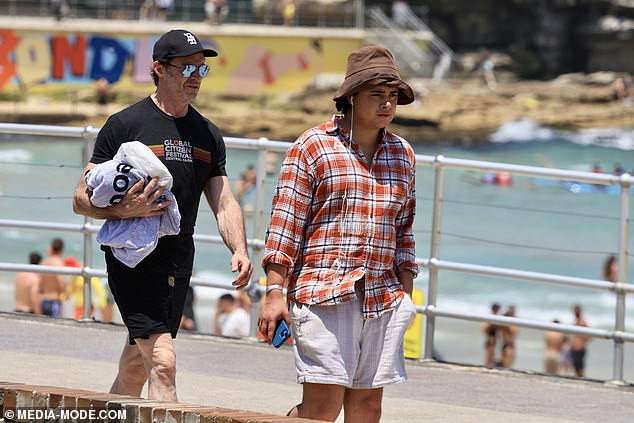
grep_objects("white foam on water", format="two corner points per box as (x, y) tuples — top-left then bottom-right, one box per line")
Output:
(489, 118), (634, 151)
(490, 118), (557, 143)
(0, 148), (32, 162)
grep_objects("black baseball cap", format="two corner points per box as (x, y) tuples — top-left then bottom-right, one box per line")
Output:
(152, 29), (218, 61)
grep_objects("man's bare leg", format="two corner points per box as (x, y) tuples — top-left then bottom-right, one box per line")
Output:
(110, 338), (147, 397)
(135, 333), (178, 401)
(343, 388), (383, 423)
(287, 383), (345, 422)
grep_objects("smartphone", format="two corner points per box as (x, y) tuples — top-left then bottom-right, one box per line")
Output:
(272, 319), (291, 348)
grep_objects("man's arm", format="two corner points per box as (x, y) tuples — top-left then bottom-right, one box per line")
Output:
(203, 175), (253, 289)
(394, 154), (418, 289)
(398, 270), (414, 297)
(72, 163), (170, 220)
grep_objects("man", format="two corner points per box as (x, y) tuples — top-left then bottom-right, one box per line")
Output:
(258, 46), (418, 422)
(498, 305), (518, 368)
(14, 252), (42, 314)
(544, 319), (567, 374)
(570, 304), (590, 377)
(40, 238), (66, 317)
(73, 29), (253, 401)
(212, 293), (250, 337)
(481, 302), (500, 367)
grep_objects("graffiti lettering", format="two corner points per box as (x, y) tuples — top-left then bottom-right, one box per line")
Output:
(0, 30), (19, 89)
(52, 34), (86, 79)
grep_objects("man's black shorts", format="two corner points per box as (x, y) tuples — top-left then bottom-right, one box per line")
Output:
(571, 348), (586, 372)
(105, 252), (191, 345)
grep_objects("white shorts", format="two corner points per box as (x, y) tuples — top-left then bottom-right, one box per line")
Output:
(290, 293), (417, 389)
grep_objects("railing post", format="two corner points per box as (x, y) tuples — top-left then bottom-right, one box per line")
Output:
(423, 155), (445, 360)
(612, 174), (631, 383)
(247, 139), (270, 337)
(80, 127), (96, 321)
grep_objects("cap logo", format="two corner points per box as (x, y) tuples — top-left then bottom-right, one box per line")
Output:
(184, 32), (197, 45)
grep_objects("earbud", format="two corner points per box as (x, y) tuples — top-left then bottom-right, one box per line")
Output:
(350, 96), (354, 105)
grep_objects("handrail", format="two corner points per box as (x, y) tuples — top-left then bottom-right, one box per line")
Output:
(0, 123), (632, 384)
(418, 258), (634, 293)
(367, 7), (429, 75)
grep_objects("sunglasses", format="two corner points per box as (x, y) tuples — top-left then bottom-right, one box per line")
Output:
(163, 62), (210, 78)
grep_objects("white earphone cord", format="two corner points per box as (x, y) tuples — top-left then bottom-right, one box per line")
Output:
(336, 99), (353, 280)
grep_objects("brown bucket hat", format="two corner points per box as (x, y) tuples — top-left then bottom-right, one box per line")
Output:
(333, 45), (415, 105)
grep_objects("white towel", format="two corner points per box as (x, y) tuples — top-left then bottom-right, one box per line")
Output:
(85, 143), (180, 268)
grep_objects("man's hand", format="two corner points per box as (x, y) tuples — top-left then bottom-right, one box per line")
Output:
(231, 250), (253, 289)
(115, 177), (170, 219)
(258, 290), (290, 343)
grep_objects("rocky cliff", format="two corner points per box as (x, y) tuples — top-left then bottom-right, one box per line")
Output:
(374, 0), (634, 78)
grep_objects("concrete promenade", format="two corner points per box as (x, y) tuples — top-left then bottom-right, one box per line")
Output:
(1, 313), (633, 422)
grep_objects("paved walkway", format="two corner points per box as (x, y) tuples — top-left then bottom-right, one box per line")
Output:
(1, 312), (633, 423)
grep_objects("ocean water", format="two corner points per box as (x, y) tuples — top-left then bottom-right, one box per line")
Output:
(1, 119), (633, 380)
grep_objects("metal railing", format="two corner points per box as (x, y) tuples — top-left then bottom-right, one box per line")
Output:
(0, 123), (632, 384)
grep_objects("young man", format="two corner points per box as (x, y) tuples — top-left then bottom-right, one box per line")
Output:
(14, 252), (42, 314)
(258, 46), (418, 422)
(212, 293), (250, 337)
(570, 304), (590, 377)
(73, 29), (253, 401)
(40, 238), (66, 317)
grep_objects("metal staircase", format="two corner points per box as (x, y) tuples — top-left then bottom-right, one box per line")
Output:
(366, 6), (455, 79)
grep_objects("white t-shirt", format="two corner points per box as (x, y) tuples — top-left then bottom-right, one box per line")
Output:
(220, 308), (250, 337)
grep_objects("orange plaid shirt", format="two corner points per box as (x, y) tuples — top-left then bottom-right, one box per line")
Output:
(262, 117), (417, 318)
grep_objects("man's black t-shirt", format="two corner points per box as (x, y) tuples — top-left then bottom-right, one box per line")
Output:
(90, 96), (227, 275)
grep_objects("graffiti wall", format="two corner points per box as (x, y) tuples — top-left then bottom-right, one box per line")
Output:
(0, 29), (361, 94)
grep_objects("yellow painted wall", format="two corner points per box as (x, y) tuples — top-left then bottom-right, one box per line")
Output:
(0, 27), (361, 95)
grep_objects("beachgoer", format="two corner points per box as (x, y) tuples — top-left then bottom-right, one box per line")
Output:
(102, 282), (114, 323)
(72, 29), (253, 401)
(213, 293), (250, 337)
(155, 0), (173, 21)
(280, 0), (296, 26)
(603, 255), (617, 283)
(258, 45), (418, 422)
(480, 51), (497, 90)
(482, 302), (500, 367)
(499, 305), (519, 368)
(62, 256), (108, 321)
(391, 0), (410, 27)
(50, 0), (69, 21)
(612, 74), (633, 106)
(40, 238), (66, 317)
(96, 77), (111, 116)
(613, 163), (625, 176)
(570, 304), (590, 377)
(205, 0), (229, 25)
(180, 286), (197, 331)
(543, 319), (566, 374)
(235, 164), (257, 213)
(138, 0), (155, 20)
(14, 252), (42, 314)
(560, 337), (573, 374)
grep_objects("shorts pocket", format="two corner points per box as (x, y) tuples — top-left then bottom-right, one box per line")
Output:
(400, 294), (417, 324)
(290, 301), (312, 324)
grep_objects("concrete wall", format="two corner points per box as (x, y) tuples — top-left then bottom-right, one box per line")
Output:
(0, 19), (363, 95)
